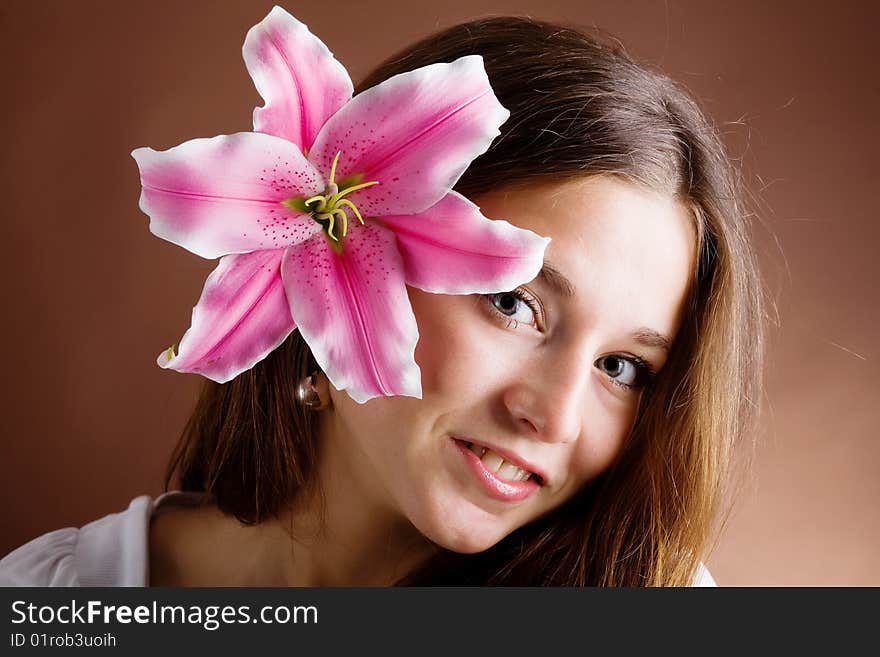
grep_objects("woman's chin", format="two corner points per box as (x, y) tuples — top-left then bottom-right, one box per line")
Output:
(406, 495), (516, 555)
(426, 526), (505, 554)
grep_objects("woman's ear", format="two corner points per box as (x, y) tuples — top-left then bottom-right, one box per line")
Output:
(314, 371), (333, 411)
(297, 371), (333, 411)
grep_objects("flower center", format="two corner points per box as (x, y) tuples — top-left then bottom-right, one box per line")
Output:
(285, 152), (379, 243)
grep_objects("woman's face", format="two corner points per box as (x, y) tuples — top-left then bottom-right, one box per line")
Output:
(325, 175), (697, 553)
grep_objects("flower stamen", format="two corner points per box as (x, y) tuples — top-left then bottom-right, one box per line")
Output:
(328, 150), (341, 187)
(332, 207), (350, 238)
(286, 151), (379, 243)
(336, 198), (364, 226)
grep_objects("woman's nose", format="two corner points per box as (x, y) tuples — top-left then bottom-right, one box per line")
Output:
(501, 345), (591, 444)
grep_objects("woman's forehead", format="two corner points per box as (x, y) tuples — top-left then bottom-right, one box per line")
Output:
(475, 176), (697, 338)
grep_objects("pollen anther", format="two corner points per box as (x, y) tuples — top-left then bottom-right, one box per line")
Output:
(288, 151), (379, 242)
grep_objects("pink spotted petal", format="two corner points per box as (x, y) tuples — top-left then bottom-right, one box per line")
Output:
(159, 249), (296, 383)
(243, 6), (353, 150)
(380, 192), (550, 294)
(132, 132), (323, 259)
(308, 55), (509, 217)
(281, 224), (421, 403)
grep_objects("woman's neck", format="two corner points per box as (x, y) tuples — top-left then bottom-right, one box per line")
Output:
(268, 489), (434, 586)
(150, 418), (436, 587)
(275, 411), (437, 585)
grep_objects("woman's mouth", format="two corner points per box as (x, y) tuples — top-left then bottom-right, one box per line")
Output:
(451, 437), (542, 502)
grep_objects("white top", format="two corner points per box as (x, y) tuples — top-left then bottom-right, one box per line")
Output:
(0, 492), (205, 587)
(0, 493), (717, 586)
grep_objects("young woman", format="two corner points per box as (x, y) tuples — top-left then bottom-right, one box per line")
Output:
(0, 9), (764, 587)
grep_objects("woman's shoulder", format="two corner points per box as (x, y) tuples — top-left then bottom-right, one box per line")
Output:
(693, 561), (717, 587)
(0, 526), (80, 586)
(0, 491), (205, 587)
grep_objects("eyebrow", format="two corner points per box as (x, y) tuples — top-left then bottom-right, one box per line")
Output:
(538, 261), (672, 352)
(538, 262), (576, 298)
(630, 328), (672, 353)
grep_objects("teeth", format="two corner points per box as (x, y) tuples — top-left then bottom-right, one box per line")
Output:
(513, 468), (531, 482)
(466, 442), (532, 483)
(466, 442), (487, 458)
(498, 462), (521, 480)
(481, 451), (504, 473)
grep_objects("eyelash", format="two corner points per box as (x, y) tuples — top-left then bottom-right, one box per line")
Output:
(484, 287), (543, 331)
(484, 289), (656, 392)
(598, 354), (656, 391)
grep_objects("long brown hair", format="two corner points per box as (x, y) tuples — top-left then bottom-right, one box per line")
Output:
(166, 17), (765, 586)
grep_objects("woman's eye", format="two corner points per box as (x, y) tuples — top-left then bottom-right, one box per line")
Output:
(595, 355), (652, 390)
(486, 289), (540, 329)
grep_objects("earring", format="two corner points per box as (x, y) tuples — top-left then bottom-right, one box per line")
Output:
(296, 371), (329, 411)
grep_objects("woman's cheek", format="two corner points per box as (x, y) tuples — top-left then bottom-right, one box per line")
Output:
(411, 294), (499, 397)
(568, 402), (635, 485)
(439, 336), (513, 407)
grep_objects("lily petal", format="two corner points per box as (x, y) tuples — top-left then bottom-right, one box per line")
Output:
(243, 6), (353, 150)
(380, 192), (550, 294)
(308, 55), (509, 217)
(133, 132), (323, 259)
(159, 249), (296, 383)
(281, 224), (421, 403)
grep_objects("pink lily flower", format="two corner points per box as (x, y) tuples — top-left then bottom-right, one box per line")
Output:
(132, 6), (549, 403)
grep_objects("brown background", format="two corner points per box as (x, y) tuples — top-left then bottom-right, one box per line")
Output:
(1, 0), (877, 585)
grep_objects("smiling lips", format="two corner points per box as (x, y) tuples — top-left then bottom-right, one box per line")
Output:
(451, 437), (543, 502)
(464, 441), (534, 482)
